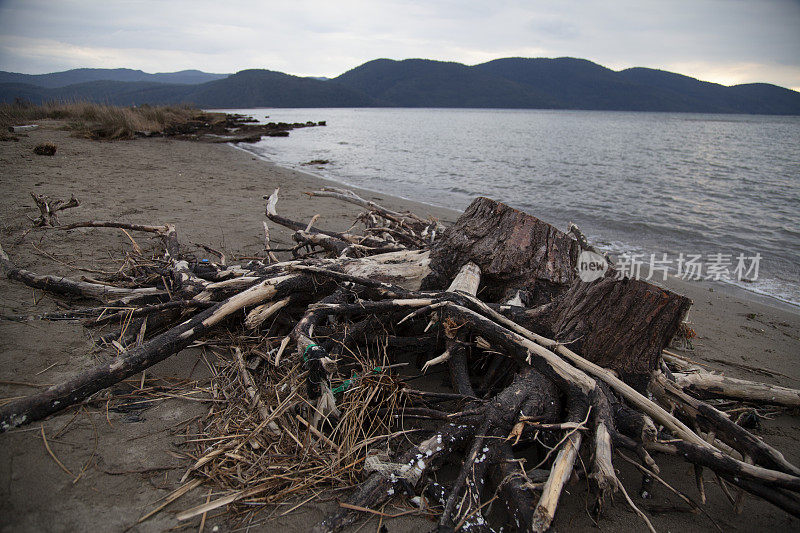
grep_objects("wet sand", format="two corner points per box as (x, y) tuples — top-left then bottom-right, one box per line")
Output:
(1, 122), (799, 532)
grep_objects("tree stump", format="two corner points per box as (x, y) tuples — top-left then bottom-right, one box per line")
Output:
(529, 276), (692, 390)
(422, 196), (579, 304)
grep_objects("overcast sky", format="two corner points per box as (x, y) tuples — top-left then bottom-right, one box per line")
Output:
(0, 0), (798, 90)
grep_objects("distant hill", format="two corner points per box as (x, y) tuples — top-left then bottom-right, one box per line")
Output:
(0, 70), (375, 108)
(333, 58), (559, 108)
(471, 58), (700, 111)
(0, 81), (195, 106)
(1, 58), (798, 114)
(616, 67), (800, 114)
(0, 68), (229, 88)
(183, 69), (375, 108)
(335, 57), (800, 114)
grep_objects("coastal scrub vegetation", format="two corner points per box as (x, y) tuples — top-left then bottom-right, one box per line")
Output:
(0, 99), (199, 140)
(1, 100), (324, 142)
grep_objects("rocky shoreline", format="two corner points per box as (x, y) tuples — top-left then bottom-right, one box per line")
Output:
(154, 112), (326, 143)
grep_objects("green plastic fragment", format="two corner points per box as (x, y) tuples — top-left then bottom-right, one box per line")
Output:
(302, 343), (319, 361)
(333, 367), (385, 394)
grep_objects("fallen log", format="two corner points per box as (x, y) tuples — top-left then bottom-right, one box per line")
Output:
(673, 371), (800, 407)
(0, 243), (164, 303)
(651, 372), (800, 476)
(0, 273), (311, 430)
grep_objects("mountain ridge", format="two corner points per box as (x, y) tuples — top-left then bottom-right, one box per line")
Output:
(0, 68), (230, 88)
(1, 58), (798, 114)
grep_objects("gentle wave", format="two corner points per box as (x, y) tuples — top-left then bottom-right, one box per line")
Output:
(226, 107), (800, 307)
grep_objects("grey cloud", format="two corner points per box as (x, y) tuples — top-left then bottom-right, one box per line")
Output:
(0, 0), (798, 88)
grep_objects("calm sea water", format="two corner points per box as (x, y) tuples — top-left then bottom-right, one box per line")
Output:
(224, 108), (800, 307)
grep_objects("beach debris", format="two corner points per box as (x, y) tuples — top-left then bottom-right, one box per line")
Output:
(2, 192), (800, 532)
(568, 222), (614, 266)
(671, 321), (697, 349)
(9, 124), (39, 133)
(32, 142), (57, 156)
(28, 191), (79, 226)
(671, 370), (800, 407)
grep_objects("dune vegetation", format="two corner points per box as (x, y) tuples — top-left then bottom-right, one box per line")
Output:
(0, 100), (200, 140)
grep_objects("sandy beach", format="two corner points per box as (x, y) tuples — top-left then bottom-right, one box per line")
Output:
(1, 122), (799, 532)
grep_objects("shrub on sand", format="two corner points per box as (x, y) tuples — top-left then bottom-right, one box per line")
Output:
(0, 100), (199, 140)
(33, 143), (57, 156)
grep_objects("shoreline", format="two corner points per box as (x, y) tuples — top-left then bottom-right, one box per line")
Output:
(236, 142), (800, 386)
(1, 123), (799, 532)
(230, 141), (454, 217)
(228, 107), (800, 311)
(234, 138), (800, 316)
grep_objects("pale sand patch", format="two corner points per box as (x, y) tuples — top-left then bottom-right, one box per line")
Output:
(0, 122), (798, 532)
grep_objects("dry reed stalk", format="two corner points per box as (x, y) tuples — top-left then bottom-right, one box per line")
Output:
(174, 337), (408, 523)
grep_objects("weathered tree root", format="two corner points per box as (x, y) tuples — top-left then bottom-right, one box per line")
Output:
(30, 192), (80, 226)
(2, 192), (799, 531)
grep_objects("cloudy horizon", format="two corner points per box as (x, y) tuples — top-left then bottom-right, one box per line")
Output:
(0, 0), (798, 91)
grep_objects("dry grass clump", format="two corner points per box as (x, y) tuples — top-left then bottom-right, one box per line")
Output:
(177, 338), (410, 524)
(33, 142), (57, 156)
(0, 100), (198, 140)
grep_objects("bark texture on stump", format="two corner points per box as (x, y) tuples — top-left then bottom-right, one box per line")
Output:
(528, 276), (692, 389)
(421, 197), (579, 303)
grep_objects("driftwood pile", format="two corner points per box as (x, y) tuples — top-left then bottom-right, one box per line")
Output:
(2, 188), (800, 532)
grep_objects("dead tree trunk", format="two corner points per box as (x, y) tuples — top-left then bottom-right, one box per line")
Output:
(422, 196), (579, 304)
(422, 196), (691, 388)
(525, 276), (692, 389)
